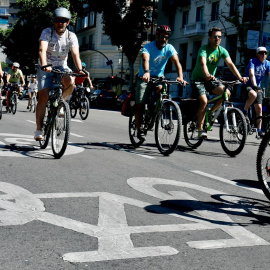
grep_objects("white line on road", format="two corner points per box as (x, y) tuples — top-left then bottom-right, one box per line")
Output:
(191, 170), (263, 194)
(71, 119), (83, 123)
(70, 133), (84, 138)
(26, 120), (35, 124)
(102, 142), (156, 159)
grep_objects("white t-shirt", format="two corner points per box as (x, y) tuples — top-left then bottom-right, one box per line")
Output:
(28, 80), (38, 92)
(38, 27), (79, 67)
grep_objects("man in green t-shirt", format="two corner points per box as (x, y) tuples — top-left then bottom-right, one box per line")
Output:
(6, 62), (25, 110)
(191, 27), (248, 139)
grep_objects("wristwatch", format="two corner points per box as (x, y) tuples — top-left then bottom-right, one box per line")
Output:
(144, 69), (150, 73)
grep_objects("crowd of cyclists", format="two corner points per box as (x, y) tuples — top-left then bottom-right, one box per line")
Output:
(0, 6), (270, 149)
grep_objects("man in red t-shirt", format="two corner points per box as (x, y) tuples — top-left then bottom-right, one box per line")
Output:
(75, 62), (93, 89)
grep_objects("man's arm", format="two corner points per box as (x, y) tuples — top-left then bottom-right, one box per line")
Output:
(39, 40), (51, 72)
(6, 73), (10, 83)
(224, 56), (248, 83)
(70, 47), (83, 72)
(141, 53), (150, 83)
(200, 56), (214, 81)
(249, 68), (257, 87)
(170, 54), (187, 85)
(0, 64), (3, 78)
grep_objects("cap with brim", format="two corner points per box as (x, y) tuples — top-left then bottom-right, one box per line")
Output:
(256, 46), (267, 53)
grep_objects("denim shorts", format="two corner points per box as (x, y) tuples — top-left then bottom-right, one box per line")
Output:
(37, 65), (71, 91)
(135, 78), (163, 104)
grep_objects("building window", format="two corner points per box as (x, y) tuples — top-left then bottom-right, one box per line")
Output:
(101, 34), (112, 45)
(211, 2), (219, 21)
(179, 43), (188, 71)
(230, 0), (238, 16)
(182, 10), (189, 28)
(76, 18), (81, 31)
(196, 6), (204, 22)
(89, 12), (95, 27)
(83, 15), (88, 28)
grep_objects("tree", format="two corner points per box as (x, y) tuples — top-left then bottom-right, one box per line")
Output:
(0, 0), (87, 74)
(218, 0), (270, 66)
(87, 0), (156, 87)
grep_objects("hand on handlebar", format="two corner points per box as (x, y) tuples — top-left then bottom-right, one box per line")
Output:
(176, 77), (188, 86)
(142, 72), (150, 83)
(239, 77), (249, 84)
(206, 74), (215, 81)
(41, 64), (52, 73)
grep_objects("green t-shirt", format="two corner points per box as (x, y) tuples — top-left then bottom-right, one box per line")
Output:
(191, 45), (229, 80)
(8, 69), (23, 83)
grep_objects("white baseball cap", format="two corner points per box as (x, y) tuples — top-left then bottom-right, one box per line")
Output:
(256, 46), (267, 53)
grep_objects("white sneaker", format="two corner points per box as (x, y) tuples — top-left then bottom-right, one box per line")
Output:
(59, 107), (65, 117)
(34, 130), (43, 141)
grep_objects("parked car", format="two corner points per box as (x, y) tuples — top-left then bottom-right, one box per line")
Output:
(117, 90), (130, 107)
(90, 89), (117, 107)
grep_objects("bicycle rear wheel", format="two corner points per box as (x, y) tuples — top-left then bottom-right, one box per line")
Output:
(183, 115), (203, 149)
(155, 100), (182, 155)
(129, 114), (146, 148)
(219, 107), (247, 157)
(257, 131), (270, 200)
(0, 98), (2, 120)
(32, 96), (37, 113)
(51, 101), (70, 159)
(69, 98), (77, 118)
(39, 106), (51, 149)
(79, 97), (89, 120)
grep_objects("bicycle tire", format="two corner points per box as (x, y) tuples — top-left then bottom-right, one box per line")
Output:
(79, 97), (89, 120)
(256, 131), (270, 200)
(11, 94), (17, 114)
(155, 100), (182, 156)
(0, 98), (2, 120)
(69, 98), (77, 118)
(39, 106), (51, 149)
(51, 101), (70, 159)
(183, 115), (204, 149)
(129, 114), (146, 148)
(32, 96), (37, 113)
(219, 107), (247, 157)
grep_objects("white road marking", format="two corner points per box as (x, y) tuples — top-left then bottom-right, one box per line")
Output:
(70, 133), (84, 138)
(191, 170), (263, 194)
(71, 119), (83, 123)
(26, 120), (36, 124)
(102, 142), (156, 159)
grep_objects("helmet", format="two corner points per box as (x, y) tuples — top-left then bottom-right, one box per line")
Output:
(156, 25), (171, 36)
(32, 74), (36, 78)
(52, 7), (71, 20)
(13, 62), (20, 68)
(82, 62), (86, 68)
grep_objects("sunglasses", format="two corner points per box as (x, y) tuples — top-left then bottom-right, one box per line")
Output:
(54, 18), (69, 23)
(158, 34), (169, 40)
(213, 35), (222, 39)
(258, 51), (267, 55)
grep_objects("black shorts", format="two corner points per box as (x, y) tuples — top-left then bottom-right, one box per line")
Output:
(243, 85), (263, 104)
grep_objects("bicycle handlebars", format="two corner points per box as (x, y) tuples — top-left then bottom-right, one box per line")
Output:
(41, 64), (87, 77)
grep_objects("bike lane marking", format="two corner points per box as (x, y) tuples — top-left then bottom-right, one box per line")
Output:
(191, 170), (263, 194)
(0, 133), (84, 157)
(0, 177), (268, 263)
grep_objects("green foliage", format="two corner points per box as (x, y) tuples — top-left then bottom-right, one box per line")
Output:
(0, 0), (86, 73)
(87, 0), (155, 83)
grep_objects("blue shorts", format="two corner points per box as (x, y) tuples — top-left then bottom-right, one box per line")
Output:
(37, 65), (71, 91)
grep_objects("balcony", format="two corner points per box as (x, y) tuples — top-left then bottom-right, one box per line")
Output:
(184, 22), (206, 37)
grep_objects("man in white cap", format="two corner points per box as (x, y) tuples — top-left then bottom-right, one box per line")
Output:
(242, 46), (270, 138)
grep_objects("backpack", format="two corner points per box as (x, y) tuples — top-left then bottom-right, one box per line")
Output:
(121, 92), (135, 117)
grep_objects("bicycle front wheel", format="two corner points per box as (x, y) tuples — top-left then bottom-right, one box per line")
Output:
(39, 106), (51, 149)
(69, 98), (77, 118)
(79, 97), (89, 120)
(219, 107), (247, 157)
(183, 115), (203, 149)
(155, 100), (182, 156)
(32, 96), (37, 113)
(0, 98), (2, 120)
(11, 95), (17, 114)
(257, 132), (270, 200)
(51, 101), (70, 159)
(129, 114), (145, 148)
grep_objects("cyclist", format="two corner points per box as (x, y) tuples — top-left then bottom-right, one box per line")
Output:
(74, 62), (93, 89)
(191, 27), (248, 139)
(6, 62), (25, 111)
(242, 46), (270, 138)
(35, 7), (85, 141)
(135, 25), (187, 141)
(27, 75), (38, 109)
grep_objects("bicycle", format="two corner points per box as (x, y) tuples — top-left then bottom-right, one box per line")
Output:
(129, 77), (183, 156)
(39, 66), (86, 159)
(7, 83), (20, 114)
(69, 84), (90, 120)
(0, 89), (2, 120)
(183, 79), (247, 157)
(29, 90), (37, 113)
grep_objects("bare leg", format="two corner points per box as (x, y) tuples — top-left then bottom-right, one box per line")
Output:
(36, 88), (49, 131)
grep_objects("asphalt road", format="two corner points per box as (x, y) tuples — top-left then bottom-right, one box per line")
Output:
(0, 99), (269, 270)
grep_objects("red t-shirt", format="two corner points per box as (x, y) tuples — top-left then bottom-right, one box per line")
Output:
(74, 70), (85, 85)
